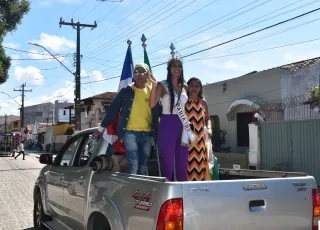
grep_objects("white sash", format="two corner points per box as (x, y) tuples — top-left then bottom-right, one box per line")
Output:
(160, 80), (197, 147)
(175, 99), (197, 147)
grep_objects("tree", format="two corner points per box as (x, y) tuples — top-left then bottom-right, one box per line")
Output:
(0, 0), (30, 84)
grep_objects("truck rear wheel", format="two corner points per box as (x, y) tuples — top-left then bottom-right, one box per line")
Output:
(92, 214), (111, 230)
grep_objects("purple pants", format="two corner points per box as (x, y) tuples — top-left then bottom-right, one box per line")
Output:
(158, 114), (188, 181)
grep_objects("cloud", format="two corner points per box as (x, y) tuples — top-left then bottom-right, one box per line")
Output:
(27, 49), (65, 62)
(64, 80), (73, 86)
(40, 85), (74, 103)
(14, 66), (44, 85)
(225, 60), (238, 69)
(3, 42), (20, 49)
(0, 95), (22, 115)
(30, 33), (76, 52)
(81, 70), (104, 81)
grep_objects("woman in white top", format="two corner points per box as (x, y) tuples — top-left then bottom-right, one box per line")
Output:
(149, 57), (195, 181)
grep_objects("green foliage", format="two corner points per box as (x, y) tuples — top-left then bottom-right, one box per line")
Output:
(308, 87), (319, 109)
(213, 130), (231, 153)
(0, 0), (30, 84)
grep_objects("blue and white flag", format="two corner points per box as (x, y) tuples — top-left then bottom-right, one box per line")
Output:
(118, 44), (134, 92)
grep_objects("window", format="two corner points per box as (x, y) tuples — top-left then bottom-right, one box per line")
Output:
(36, 112), (43, 116)
(237, 112), (252, 147)
(63, 110), (66, 115)
(73, 134), (99, 167)
(55, 137), (82, 167)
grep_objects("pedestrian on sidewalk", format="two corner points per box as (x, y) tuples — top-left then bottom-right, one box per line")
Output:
(15, 140), (25, 160)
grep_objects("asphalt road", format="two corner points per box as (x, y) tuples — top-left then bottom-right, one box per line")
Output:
(0, 154), (44, 230)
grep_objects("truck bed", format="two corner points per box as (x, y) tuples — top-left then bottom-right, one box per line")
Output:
(181, 175), (316, 230)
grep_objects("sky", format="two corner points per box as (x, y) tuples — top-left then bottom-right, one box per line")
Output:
(1, 0), (320, 116)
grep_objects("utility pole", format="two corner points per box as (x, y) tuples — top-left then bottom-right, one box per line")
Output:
(4, 114), (7, 135)
(59, 18), (97, 131)
(14, 83), (32, 129)
(4, 114), (7, 151)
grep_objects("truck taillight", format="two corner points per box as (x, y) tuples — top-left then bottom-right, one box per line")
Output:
(156, 198), (183, 230)
(312, 189), (319, 230)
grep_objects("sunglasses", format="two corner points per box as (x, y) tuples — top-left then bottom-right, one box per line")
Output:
(134, 69), (148, 76)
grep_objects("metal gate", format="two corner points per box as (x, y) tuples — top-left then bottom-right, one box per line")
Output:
(260, 119), (320, 186)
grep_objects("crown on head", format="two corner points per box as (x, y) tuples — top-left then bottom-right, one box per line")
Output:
(168, 42), (183, 65)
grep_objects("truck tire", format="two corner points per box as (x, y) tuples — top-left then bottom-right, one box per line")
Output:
(33, 194), (47, 230)
(92, 214), (111, 230)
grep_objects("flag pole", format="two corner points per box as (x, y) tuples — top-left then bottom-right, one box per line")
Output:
(141, 33), (161, 177)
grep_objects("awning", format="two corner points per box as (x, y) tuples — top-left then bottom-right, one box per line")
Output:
(226, 97), (264, 121)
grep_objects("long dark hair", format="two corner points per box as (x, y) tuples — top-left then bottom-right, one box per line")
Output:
(167, 59), (184, 114)
(187, 77), (203, 99)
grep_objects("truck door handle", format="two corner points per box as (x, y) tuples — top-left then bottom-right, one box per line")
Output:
(249, 200), (265, 212)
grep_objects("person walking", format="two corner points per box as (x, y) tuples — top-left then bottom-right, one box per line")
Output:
(15, 140), (25, 160)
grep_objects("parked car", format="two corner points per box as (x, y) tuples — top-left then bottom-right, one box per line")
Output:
(33, 127), (320, 230)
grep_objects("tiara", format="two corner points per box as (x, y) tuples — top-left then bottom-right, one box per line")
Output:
(168, 43), (183, 65)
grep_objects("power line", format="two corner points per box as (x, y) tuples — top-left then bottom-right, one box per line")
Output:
(38, 67), (59, 71)
(148, 0), (318, 62)
(152, 7), (320, 67)
(97, 1), (121, 23)
(82, 1), (103, 21)
(85, 16), (319, 78)
(89, 0), (220, 63)
(85, 0), (197, 71)
(178, 0), (318, 54)
(83, 1), (122, 39)
(85, 0), (174, 55)
(66, 0), (90, 20)
(93, 0), (269, 71)
(81, 36), (320, 84)
(82, 75), (120, 84)
(150, 0), (309, 62)
(134, 0), (262, 60)
(84, 0), (152, 49)
(184, 37), (320, 62)
(3, 46), (66, 57)
(180, 17), (320, 63)
(92, 0), (197, 56)
(10, 57), (67, 61)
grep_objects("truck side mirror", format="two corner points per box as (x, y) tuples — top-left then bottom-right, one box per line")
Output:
(39, 154), (53, 165)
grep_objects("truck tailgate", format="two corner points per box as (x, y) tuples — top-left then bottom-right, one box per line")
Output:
(182, 177), (315, 230)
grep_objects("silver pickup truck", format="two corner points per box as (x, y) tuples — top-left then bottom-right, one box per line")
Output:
(33, 127), (320, 230)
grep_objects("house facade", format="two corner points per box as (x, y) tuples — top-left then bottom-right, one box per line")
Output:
(203, 68), (281, 154)
(23, 102), (54, 126)
(80, 92), (117, 130)
(203, 57), (320, 154)
(23, 100), (74, 128)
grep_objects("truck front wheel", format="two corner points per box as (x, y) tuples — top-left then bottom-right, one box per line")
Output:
(33, 194), (45, 230)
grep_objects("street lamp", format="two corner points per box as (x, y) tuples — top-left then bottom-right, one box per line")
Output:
(28, 43), (75, 76)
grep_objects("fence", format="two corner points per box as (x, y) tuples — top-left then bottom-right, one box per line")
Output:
(260, 119), (320, 185)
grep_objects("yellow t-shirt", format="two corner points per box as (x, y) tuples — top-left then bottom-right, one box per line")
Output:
(126, 86), (152, 132)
